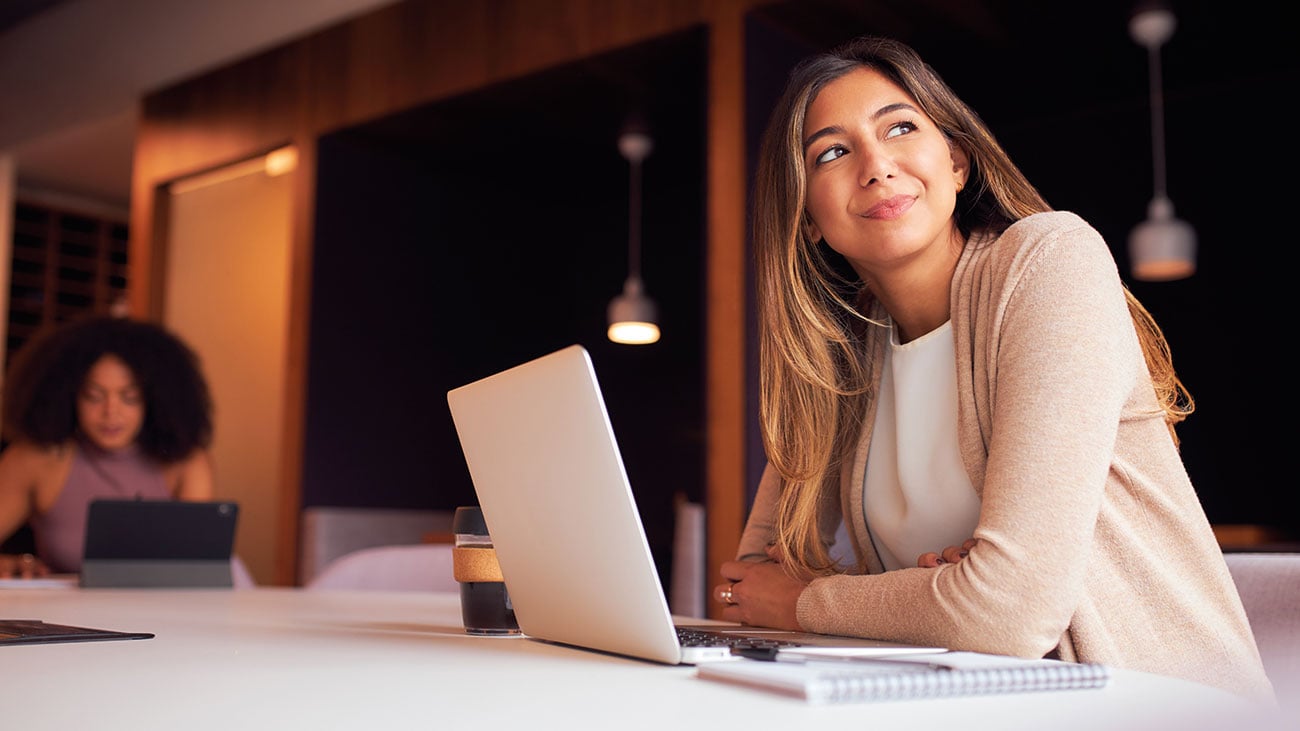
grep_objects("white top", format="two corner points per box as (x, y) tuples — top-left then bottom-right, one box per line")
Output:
(863, 320), (981, 570)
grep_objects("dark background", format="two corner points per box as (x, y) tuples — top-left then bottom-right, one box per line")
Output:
(304, 30), (709, 588)
(297, 0), (1298, 590)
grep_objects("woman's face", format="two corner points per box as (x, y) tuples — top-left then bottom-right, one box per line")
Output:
(76, 354), (145, 452)
(801, 67), (968, 282)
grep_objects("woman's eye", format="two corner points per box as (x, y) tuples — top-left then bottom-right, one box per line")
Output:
(121, 390), (142, 406)
(885, 121), (919, 139)
(814, 145), (847, 165)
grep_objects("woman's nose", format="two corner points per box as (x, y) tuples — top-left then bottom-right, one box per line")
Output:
(857, 149), (897, 187)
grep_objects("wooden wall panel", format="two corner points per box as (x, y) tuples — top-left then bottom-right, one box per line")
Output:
(300, 0), (725, 138)
(303, 2), (492, 134)
(277, 143), (317, 586)
(705, 0), (749, 618)
(129, 43), (307, 320)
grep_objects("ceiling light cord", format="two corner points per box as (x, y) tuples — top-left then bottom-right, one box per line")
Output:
(621, 132), (650, 285)
(1127, 6), (1195, 282)
(607, 130), (660, 345)
(1146, 40), (1167, 203)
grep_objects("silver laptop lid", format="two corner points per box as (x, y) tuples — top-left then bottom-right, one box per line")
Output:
(447, 345), (685, 664)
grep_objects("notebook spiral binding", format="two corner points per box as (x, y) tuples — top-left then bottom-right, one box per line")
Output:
(810, 662), (1110, 703)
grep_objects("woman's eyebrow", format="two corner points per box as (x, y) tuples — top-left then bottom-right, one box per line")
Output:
(803, 125), (844, 154)
(802, 102), (921, 154)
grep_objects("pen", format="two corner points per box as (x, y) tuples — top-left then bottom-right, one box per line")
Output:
(731, 646), (785, 661)
(731, 646), (952, 670)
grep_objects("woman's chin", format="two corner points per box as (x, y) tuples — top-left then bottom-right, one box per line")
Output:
(86, 434), (135, 452)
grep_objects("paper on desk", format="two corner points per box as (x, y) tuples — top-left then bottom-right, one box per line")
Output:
(775, 646), (950, 661)
(896, 652), (1065, 670)
(777, 650), (1066, 670)
(0, 619), (154, 645)
(0, 574), (78, 589)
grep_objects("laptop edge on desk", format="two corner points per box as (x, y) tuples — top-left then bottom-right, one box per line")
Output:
(446, 344), (943, 665)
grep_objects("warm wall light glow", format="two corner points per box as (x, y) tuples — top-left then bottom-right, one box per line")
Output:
(608, 321), (660, 345)
(264, 146), (298, 177)
(170, 145), (298, 194)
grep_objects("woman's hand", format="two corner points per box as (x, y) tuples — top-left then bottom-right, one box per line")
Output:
(0, 552), (49, 579)
(712, 544), (809, 630)
(917, 538), (977, 568)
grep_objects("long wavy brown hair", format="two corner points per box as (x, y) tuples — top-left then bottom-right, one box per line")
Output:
(752, 36), (1193, 574)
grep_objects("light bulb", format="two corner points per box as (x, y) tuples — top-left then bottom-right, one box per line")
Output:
(1129, 197), (1196, 281)
(607, 276), (660, 345)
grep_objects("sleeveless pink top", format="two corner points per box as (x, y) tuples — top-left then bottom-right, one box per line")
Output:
(29, 440), (172, 573)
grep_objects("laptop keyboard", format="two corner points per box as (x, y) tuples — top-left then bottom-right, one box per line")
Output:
(676, 627), (801, 651)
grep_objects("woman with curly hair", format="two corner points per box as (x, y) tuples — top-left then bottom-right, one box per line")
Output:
(0, 315), (214, 578)
(710, 36), (1272, 702)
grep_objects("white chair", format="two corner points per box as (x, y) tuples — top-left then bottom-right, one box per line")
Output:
(670, 500), (705, 617)
(304, 543), (457, 592)
(231, 555), (256, 588)
(1224, 552), (1300, 704)
(298, 506), (454, 585)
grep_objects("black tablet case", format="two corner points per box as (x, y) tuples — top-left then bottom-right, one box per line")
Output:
(0, 619), (154, 645)
(80, 499), (239, 588)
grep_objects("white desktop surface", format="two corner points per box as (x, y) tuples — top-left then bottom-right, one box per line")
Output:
(1, 587), (1283, 731)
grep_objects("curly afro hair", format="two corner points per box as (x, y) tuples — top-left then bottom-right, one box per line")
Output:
(2, 316), (213, 462)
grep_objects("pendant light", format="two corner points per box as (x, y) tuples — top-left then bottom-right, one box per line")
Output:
(1128, 5), (1196, 281)
(607, 128), (660, 345)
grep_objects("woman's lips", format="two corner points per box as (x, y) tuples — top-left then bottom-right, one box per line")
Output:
(861, 194), (915, 220)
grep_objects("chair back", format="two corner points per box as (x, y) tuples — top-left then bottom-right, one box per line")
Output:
(305, 543), (457, 592)
(1224, 552), (1300, 703)
(299, 507), (454, 584)
(669, 501), (705, 617)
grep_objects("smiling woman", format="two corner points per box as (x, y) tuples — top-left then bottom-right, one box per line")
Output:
(718, 35), (1275, 705)
(0, 315), (214, 577)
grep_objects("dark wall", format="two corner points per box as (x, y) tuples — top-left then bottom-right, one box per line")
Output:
(304, 29), (708, 586)
(914, 3), (1294, 537)
(744, 1), (1297, 539)
(304, 134), (467, 510)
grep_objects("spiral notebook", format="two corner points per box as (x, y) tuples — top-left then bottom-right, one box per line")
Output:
(696, 651), (1110, 704)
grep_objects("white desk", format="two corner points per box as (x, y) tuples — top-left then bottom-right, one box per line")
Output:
(1, 588), (1285, 731)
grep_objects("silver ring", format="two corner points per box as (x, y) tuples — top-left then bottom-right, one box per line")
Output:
(19, 553), (35, 566)
(721, 582), (736, 605)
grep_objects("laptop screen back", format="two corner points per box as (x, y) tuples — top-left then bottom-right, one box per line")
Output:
(447, 344), (688, 664)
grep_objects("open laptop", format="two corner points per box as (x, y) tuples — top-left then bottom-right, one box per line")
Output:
(447, 344), (944, 665)
(80, 499), (240, 588)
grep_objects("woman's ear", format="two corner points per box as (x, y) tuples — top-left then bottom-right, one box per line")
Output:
(951, 145), (971, 192)
(803, 212), (821, 243)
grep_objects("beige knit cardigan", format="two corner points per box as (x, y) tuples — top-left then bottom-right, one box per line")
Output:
(738, 211), (1274, 702)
